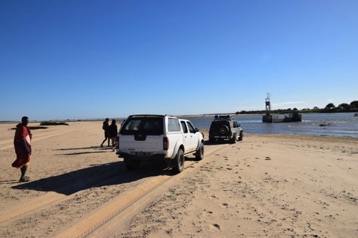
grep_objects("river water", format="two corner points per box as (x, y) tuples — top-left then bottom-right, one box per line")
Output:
(183, 112), (358, 138)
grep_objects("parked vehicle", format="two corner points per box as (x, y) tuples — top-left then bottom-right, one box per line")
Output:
(209, 115), (243, 143)
(116, 114), (204, 173)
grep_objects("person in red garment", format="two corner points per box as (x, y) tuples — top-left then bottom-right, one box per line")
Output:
(12, 116), (32, 182)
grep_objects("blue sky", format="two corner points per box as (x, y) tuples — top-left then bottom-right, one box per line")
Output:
(1, 0), (357, 121)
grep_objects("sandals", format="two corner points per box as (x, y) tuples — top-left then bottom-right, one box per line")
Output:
(19, 176), (30, 182)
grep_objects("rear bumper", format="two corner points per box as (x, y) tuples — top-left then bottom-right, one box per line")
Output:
(118, 152), (166, 161)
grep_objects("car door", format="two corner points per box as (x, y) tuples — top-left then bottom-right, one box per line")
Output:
(180, 120), (196, 152)
(232, 120), (239, 135)
(186, 121), (198, 152)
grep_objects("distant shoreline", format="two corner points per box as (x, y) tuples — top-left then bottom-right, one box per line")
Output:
(2, 110), (357, 124)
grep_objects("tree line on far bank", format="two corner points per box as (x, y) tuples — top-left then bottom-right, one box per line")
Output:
(237, 100), (358, 115)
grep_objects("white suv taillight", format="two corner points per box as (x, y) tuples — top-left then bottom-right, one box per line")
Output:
(163, 136), (169, 150)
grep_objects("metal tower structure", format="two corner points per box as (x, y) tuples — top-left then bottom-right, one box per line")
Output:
(265, 93), (271, 114)
(262, 93), (273, 122)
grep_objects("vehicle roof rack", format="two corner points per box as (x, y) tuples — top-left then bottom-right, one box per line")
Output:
(214, 114), (234, 120)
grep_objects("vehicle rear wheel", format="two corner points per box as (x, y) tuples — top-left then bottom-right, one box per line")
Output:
(195, 142), (204, 161)
(172, 148), (184, 174)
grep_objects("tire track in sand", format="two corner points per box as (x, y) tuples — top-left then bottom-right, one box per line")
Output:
(0, 165), (125, 224)
(0, 125), (101, 222)
(0, 192), (67, 223)
(54, 144), (228, 238)
(0, 137), (227, 237)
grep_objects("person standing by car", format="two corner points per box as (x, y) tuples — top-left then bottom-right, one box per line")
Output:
(100, 118), (110, 147)
(12, 116), (32, 182)
(108, 119), (118, 151)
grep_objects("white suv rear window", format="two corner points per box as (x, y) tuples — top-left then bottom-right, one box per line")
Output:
(168, 118), (181, 132)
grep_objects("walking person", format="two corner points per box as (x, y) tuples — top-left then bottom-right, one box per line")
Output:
(108, 119), (118, 151)
(100, 118), (110, 147)
(12, 116), (32, 182)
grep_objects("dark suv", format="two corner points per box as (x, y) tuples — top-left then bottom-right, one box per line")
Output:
(209, 115), (243, 144)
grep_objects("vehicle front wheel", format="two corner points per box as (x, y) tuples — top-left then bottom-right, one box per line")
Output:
(172, 148), (184, 174)
(195, 142), (204, 161)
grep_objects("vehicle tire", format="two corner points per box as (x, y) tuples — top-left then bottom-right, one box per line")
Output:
(123, 157), (140, 170)
(195, 142), (204, 161)
(230, 133), (237, 144)
(219, 125), (229, 135)
(209, 138), (215, 144)
(172, 148), (184, 174)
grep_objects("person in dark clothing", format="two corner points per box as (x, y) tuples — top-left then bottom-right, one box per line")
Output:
(12, 116), (32, 182)
(108, 119), (118, 151)
(100, 118), (110, 147)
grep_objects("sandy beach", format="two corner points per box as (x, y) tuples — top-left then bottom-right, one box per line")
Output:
(0, 121), (357, 237)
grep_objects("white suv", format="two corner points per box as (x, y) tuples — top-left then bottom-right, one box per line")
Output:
(116, 114), (204, 173)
